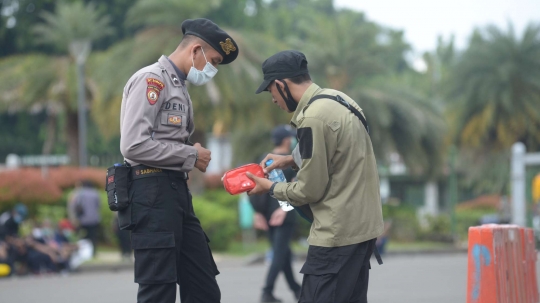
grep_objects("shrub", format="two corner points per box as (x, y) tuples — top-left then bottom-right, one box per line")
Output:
(418, 215), (454, 242)
(0, 169), (62, 210)
(455, 208), (493, 238)
(48, 167), (106, 190)
(382, 204), (421, 242)
(192, 190), (240, 251)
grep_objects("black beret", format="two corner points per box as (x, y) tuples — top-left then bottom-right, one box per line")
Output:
(181, 18), (239, 65)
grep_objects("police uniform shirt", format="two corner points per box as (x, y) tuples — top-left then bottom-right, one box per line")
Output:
(120, 55), (198, 172)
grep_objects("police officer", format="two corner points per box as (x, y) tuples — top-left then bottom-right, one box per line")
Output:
(247, 50), (384, 303)
(119, 18), (239, 303)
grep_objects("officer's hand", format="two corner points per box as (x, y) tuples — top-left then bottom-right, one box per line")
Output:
(194, 143), (211, 173)
(246, 172), (274, 195)
(269, 208), (287, 227)
(253, 213), (269, 231)
(260, 154), (295, 174)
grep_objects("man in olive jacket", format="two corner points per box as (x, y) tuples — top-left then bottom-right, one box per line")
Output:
(247, 50), (384, 303)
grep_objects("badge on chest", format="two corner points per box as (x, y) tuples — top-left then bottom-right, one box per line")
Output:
(161, 112), (184, 127)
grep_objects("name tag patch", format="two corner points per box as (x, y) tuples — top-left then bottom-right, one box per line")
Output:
(134, 168), (163, 176)
(161, 112), (184, 127)
(168, 115), (182, 125)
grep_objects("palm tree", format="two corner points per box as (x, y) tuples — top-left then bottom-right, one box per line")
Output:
(89, 0), (447, 176)
(30, 2), (113, 165)
(447, 23), (540, 152)
(0, 54), (73, 155)
(290, 8), (447, 176)
(91, 0), (290, 144)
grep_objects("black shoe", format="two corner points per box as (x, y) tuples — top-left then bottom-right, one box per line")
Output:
(261, 293), (283, 303)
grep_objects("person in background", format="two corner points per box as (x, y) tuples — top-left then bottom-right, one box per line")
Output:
(112, 212), (132, 261)
(0, 204), (29, 274)
(249, 125), (302, 303)
(70, 180), (101, 257)
(375, 220), (392, 255)
(0, 225), (11, 277)
(0, 204), (28, 238)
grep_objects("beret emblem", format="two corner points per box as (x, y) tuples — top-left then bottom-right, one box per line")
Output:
(220, 38), (236, 55)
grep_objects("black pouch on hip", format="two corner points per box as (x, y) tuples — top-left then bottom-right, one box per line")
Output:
(105, 163), (131, 211)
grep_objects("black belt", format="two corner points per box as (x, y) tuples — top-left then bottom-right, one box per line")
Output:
(131, 165), (188, 180)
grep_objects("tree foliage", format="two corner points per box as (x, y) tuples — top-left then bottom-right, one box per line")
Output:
(1, 0), (539, 194)
(448, 24), (540, 151)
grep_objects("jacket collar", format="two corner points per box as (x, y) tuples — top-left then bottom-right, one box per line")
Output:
(291, 83), (322, 127)
(158, 55), (184, 87)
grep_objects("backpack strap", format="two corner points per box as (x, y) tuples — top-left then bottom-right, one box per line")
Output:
(308, 94), (369, 134)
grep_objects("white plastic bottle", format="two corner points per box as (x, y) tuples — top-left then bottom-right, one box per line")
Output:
(266, 159), (294, 211)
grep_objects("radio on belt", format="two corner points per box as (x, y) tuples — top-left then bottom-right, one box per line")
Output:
(105, 162), (131, 211)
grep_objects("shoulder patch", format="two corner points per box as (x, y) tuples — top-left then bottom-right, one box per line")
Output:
(146, 78), (165, 105)
(297, 127), (313, 159)
(147, 78), (165, 90)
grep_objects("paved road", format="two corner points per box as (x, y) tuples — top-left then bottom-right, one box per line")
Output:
(0, 253), (508, 303)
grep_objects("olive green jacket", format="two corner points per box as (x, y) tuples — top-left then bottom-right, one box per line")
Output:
(274, 83), (384, 247)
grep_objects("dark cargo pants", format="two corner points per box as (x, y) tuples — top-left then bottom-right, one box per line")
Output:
(299, 239), (376, 303)
(119, 171), (220, 303)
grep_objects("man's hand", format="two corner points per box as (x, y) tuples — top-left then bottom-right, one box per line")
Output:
(253, 213), (268, 231)
(260, 154), (295, 174)
(269, 208), (287, 227)
(194, 143), (211, 173)
(246, 172), (274, 195)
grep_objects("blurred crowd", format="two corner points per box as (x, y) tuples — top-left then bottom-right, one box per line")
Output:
(0, 204), (78, 276)
(0, 180), (131, 278)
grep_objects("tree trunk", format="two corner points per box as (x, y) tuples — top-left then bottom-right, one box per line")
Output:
(42, 111), (57, 155)
(66, 111), (79, 165)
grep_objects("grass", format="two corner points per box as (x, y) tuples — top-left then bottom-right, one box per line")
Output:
(225, 239), (309, 256)
(224, 239), (456, 256)
(386, 241), (456, 252)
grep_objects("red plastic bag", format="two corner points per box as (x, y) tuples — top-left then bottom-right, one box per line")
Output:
(222, 163), (265, 195)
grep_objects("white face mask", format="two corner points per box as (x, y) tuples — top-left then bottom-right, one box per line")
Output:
(186, 47), (218, 86)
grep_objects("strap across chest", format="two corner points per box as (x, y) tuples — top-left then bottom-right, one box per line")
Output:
(308, 94), (369, 134)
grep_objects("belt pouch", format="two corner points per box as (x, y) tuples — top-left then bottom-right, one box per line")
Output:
(106, 164), (131, 211)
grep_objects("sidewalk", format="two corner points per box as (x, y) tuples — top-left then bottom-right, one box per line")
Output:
(78, 244), (468, 273)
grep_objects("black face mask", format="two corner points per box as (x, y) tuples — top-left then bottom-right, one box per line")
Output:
(276, 80), (297, 112)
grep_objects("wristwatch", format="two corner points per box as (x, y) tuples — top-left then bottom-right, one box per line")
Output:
(269, 182), (278, 198)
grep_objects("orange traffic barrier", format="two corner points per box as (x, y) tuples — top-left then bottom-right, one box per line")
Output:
(467, 224), (539, 303)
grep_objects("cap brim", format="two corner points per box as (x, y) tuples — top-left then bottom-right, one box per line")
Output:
(255, 79), (272, 94)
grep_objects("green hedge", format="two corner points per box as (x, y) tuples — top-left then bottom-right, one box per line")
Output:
(192, 190), (240, 251)
(382, 204), (495, 242)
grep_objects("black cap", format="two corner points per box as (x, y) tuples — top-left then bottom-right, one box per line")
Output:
(272, 125), (296, 146)
(255, 50), (309, 94)
(181, 18), (239, 65)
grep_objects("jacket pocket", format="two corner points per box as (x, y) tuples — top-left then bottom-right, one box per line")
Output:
(299, 259), (341, 303)
(132, 232), (176, 284)
(118, 184), (136, 230)
(300, 259), (341, 275)
(204, 232), (220, 276)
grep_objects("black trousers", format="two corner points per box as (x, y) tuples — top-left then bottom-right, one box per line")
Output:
(299, 239), (376, 303)
(81, 224), (99, 257)
(263, 223), (301, 295)
(123, 174), (220, 303)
